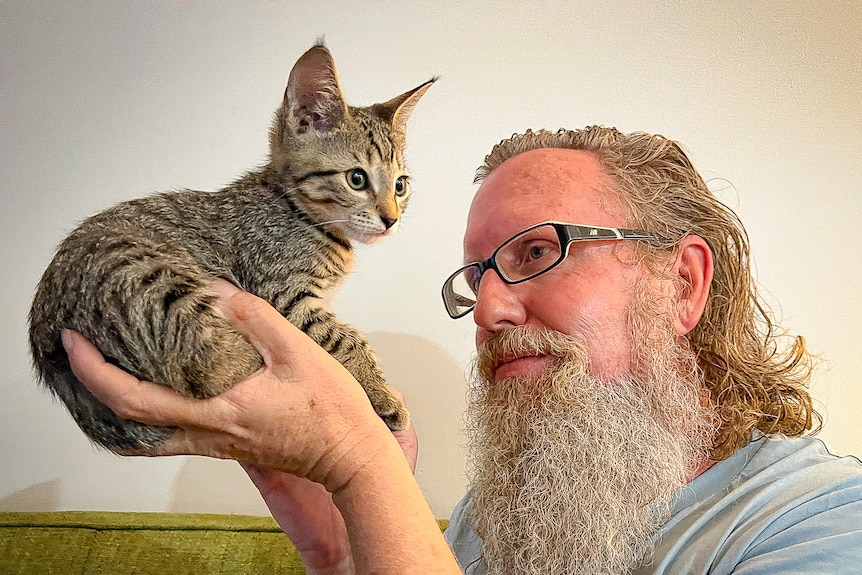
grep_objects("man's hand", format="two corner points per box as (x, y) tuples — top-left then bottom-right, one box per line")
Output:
(62, 281), (394, 486)
(63, 282), (457, 575)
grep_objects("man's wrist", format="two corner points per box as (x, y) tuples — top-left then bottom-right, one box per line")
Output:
(316, 413), (395, 495)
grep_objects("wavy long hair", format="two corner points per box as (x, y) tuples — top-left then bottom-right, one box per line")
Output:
(475, 127), (819, 459)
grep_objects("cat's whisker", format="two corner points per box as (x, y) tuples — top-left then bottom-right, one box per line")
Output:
(310, 219), (349, 228)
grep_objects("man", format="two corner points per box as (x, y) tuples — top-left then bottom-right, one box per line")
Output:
(65, 126), (862, 574)
(441, 127), (862, 573)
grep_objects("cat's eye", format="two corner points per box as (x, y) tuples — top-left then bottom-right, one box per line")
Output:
(346, 168), (368, 190)
(394, 176), (409, 197)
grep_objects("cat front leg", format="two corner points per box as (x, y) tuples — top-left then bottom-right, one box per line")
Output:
(287, 301), (409, 431)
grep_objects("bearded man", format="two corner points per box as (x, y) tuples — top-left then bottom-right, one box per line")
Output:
(67, 127), (862, 575)
(441, 127), (860, 574)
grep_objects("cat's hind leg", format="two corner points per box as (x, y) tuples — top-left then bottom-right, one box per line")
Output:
(33, 234), (262, 453)
(81, 237), (263, 400)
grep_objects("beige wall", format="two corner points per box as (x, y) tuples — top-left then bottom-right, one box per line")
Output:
(2, 1), (860, 519)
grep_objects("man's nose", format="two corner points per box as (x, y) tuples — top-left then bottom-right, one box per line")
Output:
(472, 269), (527, 333)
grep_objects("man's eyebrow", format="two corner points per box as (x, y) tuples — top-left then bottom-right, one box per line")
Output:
(462, 250), (486, 265)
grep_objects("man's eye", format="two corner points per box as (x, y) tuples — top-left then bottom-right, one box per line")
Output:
(529, 245), (547, 260)
(520, 242), (555, 264)
(466, 267), (481, 294)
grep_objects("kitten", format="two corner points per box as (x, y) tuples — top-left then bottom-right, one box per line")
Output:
(28, 43), (434, 453)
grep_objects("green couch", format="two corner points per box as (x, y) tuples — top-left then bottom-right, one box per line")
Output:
(0, 511), (448, 574)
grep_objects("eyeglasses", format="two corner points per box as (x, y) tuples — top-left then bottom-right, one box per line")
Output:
(441, 221), (657, 319)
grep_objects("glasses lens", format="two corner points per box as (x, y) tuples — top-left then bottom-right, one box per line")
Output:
(443, 264), (480, 318)
(496, 223), (563, 282)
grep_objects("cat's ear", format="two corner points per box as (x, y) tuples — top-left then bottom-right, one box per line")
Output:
(283, 44), (348, 134)
(373, 77), (437, 137)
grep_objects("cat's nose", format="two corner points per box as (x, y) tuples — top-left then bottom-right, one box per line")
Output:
(380, 215), (399, 230)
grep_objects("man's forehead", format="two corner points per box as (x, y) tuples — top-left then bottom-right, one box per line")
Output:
(464, 148), (628, 255)
(489, 147), (605, 180)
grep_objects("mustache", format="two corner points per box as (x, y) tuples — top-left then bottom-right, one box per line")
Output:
(475, 326), (589, 381)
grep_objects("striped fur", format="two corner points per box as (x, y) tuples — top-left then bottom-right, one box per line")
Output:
(28, 44), (433, 452)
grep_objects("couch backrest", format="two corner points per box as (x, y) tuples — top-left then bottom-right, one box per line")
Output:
(1, 511), (447, 574)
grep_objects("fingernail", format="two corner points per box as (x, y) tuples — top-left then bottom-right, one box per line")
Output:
(60, 329), (75, 352)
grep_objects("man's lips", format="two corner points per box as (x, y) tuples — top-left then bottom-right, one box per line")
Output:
(492, 352), (550, 379)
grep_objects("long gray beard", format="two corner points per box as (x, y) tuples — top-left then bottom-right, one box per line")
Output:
(465, 324), (716, 575)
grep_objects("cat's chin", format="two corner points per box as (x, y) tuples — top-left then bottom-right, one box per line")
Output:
(347, 225), (399, 245)
(356, 230), (392, 244)
(354, 231), (390, 245)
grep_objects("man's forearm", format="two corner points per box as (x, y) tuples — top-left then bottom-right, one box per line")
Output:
(332, 432), (461, 575)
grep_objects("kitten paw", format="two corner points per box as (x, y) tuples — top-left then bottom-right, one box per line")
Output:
(372, 394), (410, 431)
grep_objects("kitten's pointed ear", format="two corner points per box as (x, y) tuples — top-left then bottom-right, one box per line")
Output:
(374, 77), (437, 136)
(284, 44), (348, 133)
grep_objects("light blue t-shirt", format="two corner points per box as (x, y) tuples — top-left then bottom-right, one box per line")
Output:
(445, 434), (862, 574)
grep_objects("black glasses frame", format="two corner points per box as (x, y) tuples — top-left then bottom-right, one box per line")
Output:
(441, 221), (656, 319)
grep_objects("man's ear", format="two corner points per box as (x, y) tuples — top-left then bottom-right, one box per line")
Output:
(672, 235), (713, 335)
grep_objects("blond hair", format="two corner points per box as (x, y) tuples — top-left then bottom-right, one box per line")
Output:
(476, 127), (819, 459)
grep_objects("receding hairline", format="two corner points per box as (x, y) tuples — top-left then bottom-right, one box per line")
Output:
(475, 146), (606, 184)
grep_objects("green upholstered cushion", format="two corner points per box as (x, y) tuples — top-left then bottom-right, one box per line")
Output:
(0, 511), (449, 574)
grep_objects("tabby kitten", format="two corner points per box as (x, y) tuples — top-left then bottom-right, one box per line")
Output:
(28, 43), (433, 453)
